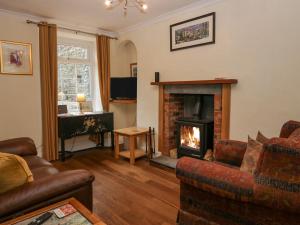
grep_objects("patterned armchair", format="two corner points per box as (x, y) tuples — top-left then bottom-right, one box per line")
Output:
(176, 121), (300, 225)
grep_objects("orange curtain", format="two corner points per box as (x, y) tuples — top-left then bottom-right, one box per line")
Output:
(96, 35), (111, 112)
(38, 22), (58, 161)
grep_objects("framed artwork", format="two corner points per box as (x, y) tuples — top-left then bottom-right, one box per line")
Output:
(170, 12), (215, 51)
(130, 63), (137, 77)
(0, 40), (33, 75)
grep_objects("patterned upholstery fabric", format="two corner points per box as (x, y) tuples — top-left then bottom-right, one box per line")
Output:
(176, 157), (254, 202)
(254, 137), (300, 213)
(240, 137), (263, 174)
(279, 120), (300, 138)
(288, 128), (300, 140)
(179, 182), (300, 225)
(214, 140), (247, 166)
(177, 120), (300, 223)
(256, 131), (269, 144)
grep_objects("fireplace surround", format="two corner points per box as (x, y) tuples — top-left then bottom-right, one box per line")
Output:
(151, 79), (238, 157)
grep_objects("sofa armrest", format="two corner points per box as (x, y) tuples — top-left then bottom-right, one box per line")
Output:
(255, 137), (300, 187)
(176, 157), (254, 201)
(0, 169), (94, 217)
(214, 140), (247, 166)
(0, 137), (37, 156)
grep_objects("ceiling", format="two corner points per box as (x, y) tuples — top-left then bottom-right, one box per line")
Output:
(0, 0), (203, 31)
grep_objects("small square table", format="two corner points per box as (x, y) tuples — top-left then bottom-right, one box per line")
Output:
(114, 127), (149, 165)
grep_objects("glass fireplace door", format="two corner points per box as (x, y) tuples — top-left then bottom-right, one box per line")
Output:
(180, 125), (201, 150)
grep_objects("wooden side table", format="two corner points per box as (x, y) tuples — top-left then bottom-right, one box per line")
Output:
(114, 127), (149, 165)
(2, 198), (106, 225)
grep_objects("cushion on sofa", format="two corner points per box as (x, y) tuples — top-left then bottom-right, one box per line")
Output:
(240, 137), (263, 174)
(0, 152), (33, 194)
(23, 155), (52, 169)
(256, 131), (269, 144)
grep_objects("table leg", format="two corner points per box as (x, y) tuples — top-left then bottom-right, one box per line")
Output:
(114, 133), (119, 159)
(60, 138), (65, 162)
(100, 132), (105, 147)
(129, 136), (135, 165)
(111, 131), (114, 149)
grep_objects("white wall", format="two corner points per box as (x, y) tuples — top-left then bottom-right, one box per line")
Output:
(119, 0), (300, 143)
(110, 40), (137, 130)
(0, 12), (43, 154)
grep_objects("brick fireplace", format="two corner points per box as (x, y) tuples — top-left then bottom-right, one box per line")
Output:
(152, 79), (238, 157)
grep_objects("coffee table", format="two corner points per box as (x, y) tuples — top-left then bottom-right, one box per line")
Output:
(2, 198), (106, 225)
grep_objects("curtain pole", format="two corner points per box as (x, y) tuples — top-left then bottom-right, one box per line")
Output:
(26, 20), (118, 40)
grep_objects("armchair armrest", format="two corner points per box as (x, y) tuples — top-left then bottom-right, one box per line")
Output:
(0, 137), (37, 156)
(0, 169), (94, 217)
(176, 157), (254, 201)
(214, 140), (247, 166)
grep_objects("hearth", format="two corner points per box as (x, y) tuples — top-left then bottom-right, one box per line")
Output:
(176, 119), (214, 159)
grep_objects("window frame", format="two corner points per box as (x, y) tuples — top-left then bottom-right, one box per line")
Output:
(57, 37), (96, 112)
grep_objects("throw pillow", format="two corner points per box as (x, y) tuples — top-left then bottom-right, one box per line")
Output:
(240, 136), (263, 174)
(0, 152), (33, 194)
(288, 128), (300, 139)
(204, 149), (214, 161)
(256, 131), (269, 144)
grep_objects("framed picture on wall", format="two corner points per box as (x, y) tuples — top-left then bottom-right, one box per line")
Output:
(0, 40), (33, 75)
(170, 12), (216, 51)
(130, 63), (137, 77)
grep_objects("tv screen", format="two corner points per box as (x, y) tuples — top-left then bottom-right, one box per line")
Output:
(110, 77), (137, 100)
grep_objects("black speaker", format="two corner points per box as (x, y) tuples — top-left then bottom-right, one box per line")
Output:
(155, 72), (160, 82)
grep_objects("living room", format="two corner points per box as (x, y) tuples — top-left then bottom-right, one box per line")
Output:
(1, 0), (300, 224)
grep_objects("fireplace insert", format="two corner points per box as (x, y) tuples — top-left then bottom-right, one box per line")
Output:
(176, 119), (213, 159)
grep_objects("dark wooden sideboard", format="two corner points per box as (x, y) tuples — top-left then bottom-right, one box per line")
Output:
(58, 112), (114, 161)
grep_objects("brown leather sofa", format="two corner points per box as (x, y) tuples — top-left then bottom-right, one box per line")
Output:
(0, 137), (95, 223)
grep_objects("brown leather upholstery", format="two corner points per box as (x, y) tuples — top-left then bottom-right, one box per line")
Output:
(0, 138), (95, 223)
(0, 137), (37, 156)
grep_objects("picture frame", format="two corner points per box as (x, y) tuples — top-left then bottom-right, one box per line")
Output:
(0, 40), (33, 75)
(130, 63), (137, 77)
(170, 12), (216, 51)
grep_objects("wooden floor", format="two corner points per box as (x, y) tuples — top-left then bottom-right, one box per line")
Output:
(53, 149), (180, 225)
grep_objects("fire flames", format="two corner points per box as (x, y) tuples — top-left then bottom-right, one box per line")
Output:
(180, 126), (201, 149)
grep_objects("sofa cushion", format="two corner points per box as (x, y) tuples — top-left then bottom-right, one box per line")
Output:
(256, 131), (269, 144)
(240, 137), (263, 174)
(23, 155), (52, 169)
(0, 152), (33, 194)
(31, 166), (59, 180)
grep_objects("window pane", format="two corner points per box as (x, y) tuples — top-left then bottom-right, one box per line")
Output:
(58, 44), (88, 60)
(62, 79), (77, 95)
(77, 64), (91, 98)
(58, 63), (76, 79)
(57, 40), (94, 114)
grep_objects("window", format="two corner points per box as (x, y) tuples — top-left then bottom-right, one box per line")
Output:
(57, 38), (95, 113)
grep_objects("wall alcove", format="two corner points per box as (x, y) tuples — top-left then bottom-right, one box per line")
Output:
(110, 39), (138, 129)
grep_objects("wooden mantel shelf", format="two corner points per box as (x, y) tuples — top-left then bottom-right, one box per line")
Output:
(151, 79), (238, 86)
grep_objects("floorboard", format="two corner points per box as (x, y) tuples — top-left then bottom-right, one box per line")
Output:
(53, 149), (180, 225)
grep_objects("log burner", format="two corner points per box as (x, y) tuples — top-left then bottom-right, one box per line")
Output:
(175, 94), (214, 159)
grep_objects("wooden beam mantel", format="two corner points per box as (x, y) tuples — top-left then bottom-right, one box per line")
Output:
(151, 79), (238, 86)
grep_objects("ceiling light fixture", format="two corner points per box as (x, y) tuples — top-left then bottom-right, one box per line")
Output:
(105, 0), (148, 16)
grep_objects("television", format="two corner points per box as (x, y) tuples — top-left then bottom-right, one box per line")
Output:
(110, 77), (137, 100)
